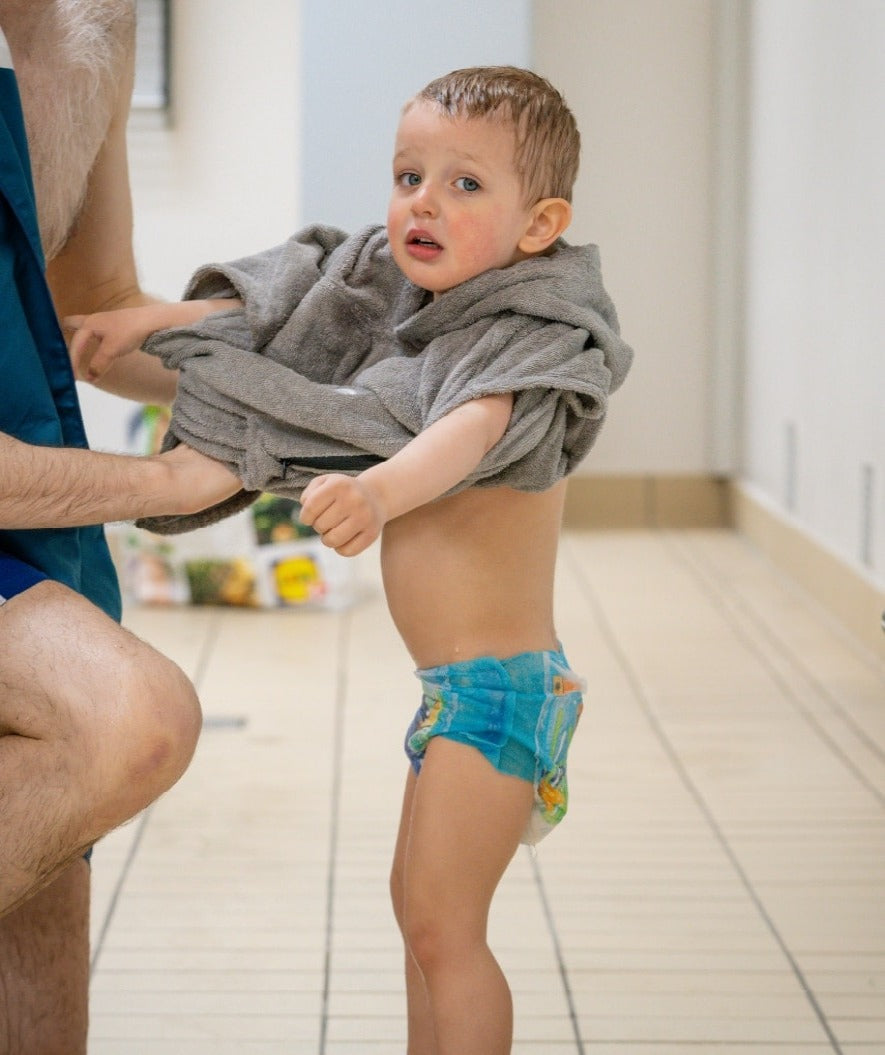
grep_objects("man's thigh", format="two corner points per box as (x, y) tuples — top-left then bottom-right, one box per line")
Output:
(0, 569), (200, 891)
(0, 574), (137, 739)
(0, 578), (127, 906)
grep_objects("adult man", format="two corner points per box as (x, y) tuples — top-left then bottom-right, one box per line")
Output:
(0, 3), (240, 1051)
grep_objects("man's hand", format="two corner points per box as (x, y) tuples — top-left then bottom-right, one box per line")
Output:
(156, 444), (243, 514)
(299, 474), (387, 556)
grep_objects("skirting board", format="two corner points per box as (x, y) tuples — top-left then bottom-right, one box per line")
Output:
(730, 483), (885, 659)
(564, 474), (884, 659)
(563, 474), (733, 530)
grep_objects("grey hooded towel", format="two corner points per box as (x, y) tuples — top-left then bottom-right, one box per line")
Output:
(136, 224), (633, 534)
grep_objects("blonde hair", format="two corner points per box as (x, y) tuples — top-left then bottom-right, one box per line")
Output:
(411, 66), (580, 205)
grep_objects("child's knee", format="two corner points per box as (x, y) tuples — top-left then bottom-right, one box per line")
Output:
(402, 910), (445, 974)
(402, 895), (482, 976)
(389, 862), (405, 927)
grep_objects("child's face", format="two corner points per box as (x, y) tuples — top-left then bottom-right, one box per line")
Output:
(387, 101), (535, 297)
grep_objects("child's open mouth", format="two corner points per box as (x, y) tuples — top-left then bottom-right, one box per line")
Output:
(406, 231), (442, 260)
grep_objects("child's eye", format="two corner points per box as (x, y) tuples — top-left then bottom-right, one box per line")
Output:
(455, 177), (481, 192)
(397, 172), (422, 187)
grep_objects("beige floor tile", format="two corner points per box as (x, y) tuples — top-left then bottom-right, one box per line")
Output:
(88, 1013), (321, 1041)
(323, 1014), (406, 1043)
(89, 989), (321, 1015)
(94, 948), (326, 972)
(89, 1045), (291, 1055)
(834, 1019), (885, 1044)
(556, 1048), (833, 1055)
(89, 968), (325, 994)
(574, 1015), (834, 1043)
(326, 990), (404, 1016)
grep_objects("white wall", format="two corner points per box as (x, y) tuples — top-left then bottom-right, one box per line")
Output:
(534, 0), (718, 475)
(300, 1), (530, 232)
(742, 0), (884, 585)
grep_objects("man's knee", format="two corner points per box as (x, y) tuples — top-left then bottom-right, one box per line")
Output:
(0, 581), (202, 820)
(102, 638), (202, 810)
(127, 641), (201, 765)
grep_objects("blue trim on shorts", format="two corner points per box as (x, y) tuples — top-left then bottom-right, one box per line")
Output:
(0, 551), (48, 603)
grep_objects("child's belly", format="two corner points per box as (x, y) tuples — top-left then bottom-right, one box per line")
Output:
(380, 481), (567, 669)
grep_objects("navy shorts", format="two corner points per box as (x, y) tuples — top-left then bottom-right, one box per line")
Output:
(0, 552), (48, 604)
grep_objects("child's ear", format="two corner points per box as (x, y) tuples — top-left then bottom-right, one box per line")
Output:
(518, 198), (573, 255)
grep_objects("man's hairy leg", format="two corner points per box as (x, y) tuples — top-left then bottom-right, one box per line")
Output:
(0, 580), (202, 915)
(0, 860), (89, 1055)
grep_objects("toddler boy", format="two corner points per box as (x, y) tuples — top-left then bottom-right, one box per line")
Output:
(68, 66), (633, 1054)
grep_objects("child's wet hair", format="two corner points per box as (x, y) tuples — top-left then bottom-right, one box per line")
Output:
(410, 66), (580, 204)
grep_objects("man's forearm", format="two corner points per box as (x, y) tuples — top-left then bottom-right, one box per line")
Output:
(0, 433), (201, 528)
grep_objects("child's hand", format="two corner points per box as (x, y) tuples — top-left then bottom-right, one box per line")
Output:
(299, 474), (386, 556)
(64, 306), (159, 382)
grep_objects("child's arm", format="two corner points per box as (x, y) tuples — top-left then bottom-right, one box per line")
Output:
(299, 391), (514, 555)
(64, 297), (243, 385)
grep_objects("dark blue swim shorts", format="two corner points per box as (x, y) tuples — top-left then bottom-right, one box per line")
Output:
(0, 552), (48, 604)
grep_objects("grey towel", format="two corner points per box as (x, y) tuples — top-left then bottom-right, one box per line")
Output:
(136, 224), (633, 534)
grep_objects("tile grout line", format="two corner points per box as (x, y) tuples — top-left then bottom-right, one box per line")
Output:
(563, 536), (847, 1055)
(190, 608), (227, 691)
(88, 808), (152, 976)
(664, 532), (885, 805)
(528, 849), (586, 1054)
(318, 610), (351, 1055)
(90, 608), (225, 977)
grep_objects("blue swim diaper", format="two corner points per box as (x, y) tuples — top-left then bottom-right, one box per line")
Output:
(405, 648), (585, 844)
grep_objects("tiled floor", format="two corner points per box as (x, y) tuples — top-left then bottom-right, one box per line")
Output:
(87, 529), (885, 1054)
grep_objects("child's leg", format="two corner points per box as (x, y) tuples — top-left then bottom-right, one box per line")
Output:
(390, 768), (437, 1055)
(394, 736), (534, 1055)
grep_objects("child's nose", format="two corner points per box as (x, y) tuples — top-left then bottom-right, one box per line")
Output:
(411, 182), (439, 216)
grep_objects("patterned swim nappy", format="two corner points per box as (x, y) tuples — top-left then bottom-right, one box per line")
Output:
(405, 649), (586, 845)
